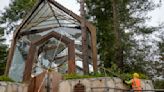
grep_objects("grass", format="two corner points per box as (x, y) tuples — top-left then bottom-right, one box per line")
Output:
(0, 75), (14, 82)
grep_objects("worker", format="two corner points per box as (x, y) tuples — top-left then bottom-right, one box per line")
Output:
(125, 73), (142, 92)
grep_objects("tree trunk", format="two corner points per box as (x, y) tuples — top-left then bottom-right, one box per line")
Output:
(79, 0), (89, 74)
(111, 0), (124, 69)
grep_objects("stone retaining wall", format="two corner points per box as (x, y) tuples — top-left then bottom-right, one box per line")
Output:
(0, 77), (154, 92)
(58, 77), (154, 92)
(0, 82), (27, 92)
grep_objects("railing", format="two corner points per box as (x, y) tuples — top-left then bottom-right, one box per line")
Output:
(91, 87), (164, 92)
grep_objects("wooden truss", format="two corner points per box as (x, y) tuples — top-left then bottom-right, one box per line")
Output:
(5, 0), (97, 82)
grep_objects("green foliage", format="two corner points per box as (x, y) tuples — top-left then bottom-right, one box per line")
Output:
(99, 64), (149, 80)
(0, 0), (37, 31)
(86, 0), (162, 79)
(63, 74), (92, 80)
(63, 73), (105, 80)
(86, 0), (158, 69)
(0, 44), (7, 75)
(154, 80), (164, 89)
(1, 0), (36, 23)
(0, 75), (14, 82)
(0, 27), (4, 35)
(63, 64), (149, 80)
(158, 36), (164, 61)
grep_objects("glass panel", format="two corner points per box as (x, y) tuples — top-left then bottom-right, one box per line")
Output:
(9, 46), (25, 82)
(50, 3), (80, 27)
(9, 39), (30, 82)
(9, 0), (96, 77)
(31, 37), (68, 76)
(21, 1), (80, 33)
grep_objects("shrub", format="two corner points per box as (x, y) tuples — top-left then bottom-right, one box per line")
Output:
(0, 75), (14, 82)
(154, 80), (164, 89)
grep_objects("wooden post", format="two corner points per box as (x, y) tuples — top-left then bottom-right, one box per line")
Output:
(68, 41), (76, 74)
(90, 31), (98, 72)
(5, 37), (17, 75)
(23, 45), (36, 82)
(84, 22), (98, 72)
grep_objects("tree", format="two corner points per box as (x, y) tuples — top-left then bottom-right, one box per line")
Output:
(79, 0), (89, 74)
(111, 0), (123, 68)
(0, 0), (36, 32)
(86, 0), (161, 75)
(0, 27), (7, 75)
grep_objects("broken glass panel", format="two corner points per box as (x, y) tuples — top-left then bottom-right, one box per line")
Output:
(9, 39), (29, 82)
(9, 47), (25, 82)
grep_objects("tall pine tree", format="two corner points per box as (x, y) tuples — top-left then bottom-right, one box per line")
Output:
(86, 0), (161, 74)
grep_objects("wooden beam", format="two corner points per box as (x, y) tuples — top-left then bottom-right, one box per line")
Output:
(43, 44), (64, 51)
(19, 27), (55, 36)
(32, 31), (72, 45)
(5, 38), (17, 75)
(19, 25), (81, 36)
(90, 29), (98, 72)
(68, 41), (76, 74)
(23, 45), (36, 82)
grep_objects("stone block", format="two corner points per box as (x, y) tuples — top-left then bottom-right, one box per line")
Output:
(91, 78), (106, 92)
(107, 78), (115, 92)
(81, 79), (91, 92)
(18, 85), (23, 92)
(0, 86), (6, 92)
(23, 86), (28, 92)
(6, 85), (12, 92)
(141, 80), (154, 91)
(58, 81), (71, 92)
(0, 82), (8, 86)
(11, 84), (18, 92)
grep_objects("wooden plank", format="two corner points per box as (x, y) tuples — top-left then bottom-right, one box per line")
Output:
(68, 41), (76, 74)
(28, 71), (47, 92)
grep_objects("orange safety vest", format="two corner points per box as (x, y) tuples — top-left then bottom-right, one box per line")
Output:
(132, 78), (142, 92)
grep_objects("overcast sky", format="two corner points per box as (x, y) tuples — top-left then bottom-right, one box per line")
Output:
(0, 0), (164, 26)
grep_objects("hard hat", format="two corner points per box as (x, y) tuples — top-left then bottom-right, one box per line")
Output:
(133, 73), (139, 78)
